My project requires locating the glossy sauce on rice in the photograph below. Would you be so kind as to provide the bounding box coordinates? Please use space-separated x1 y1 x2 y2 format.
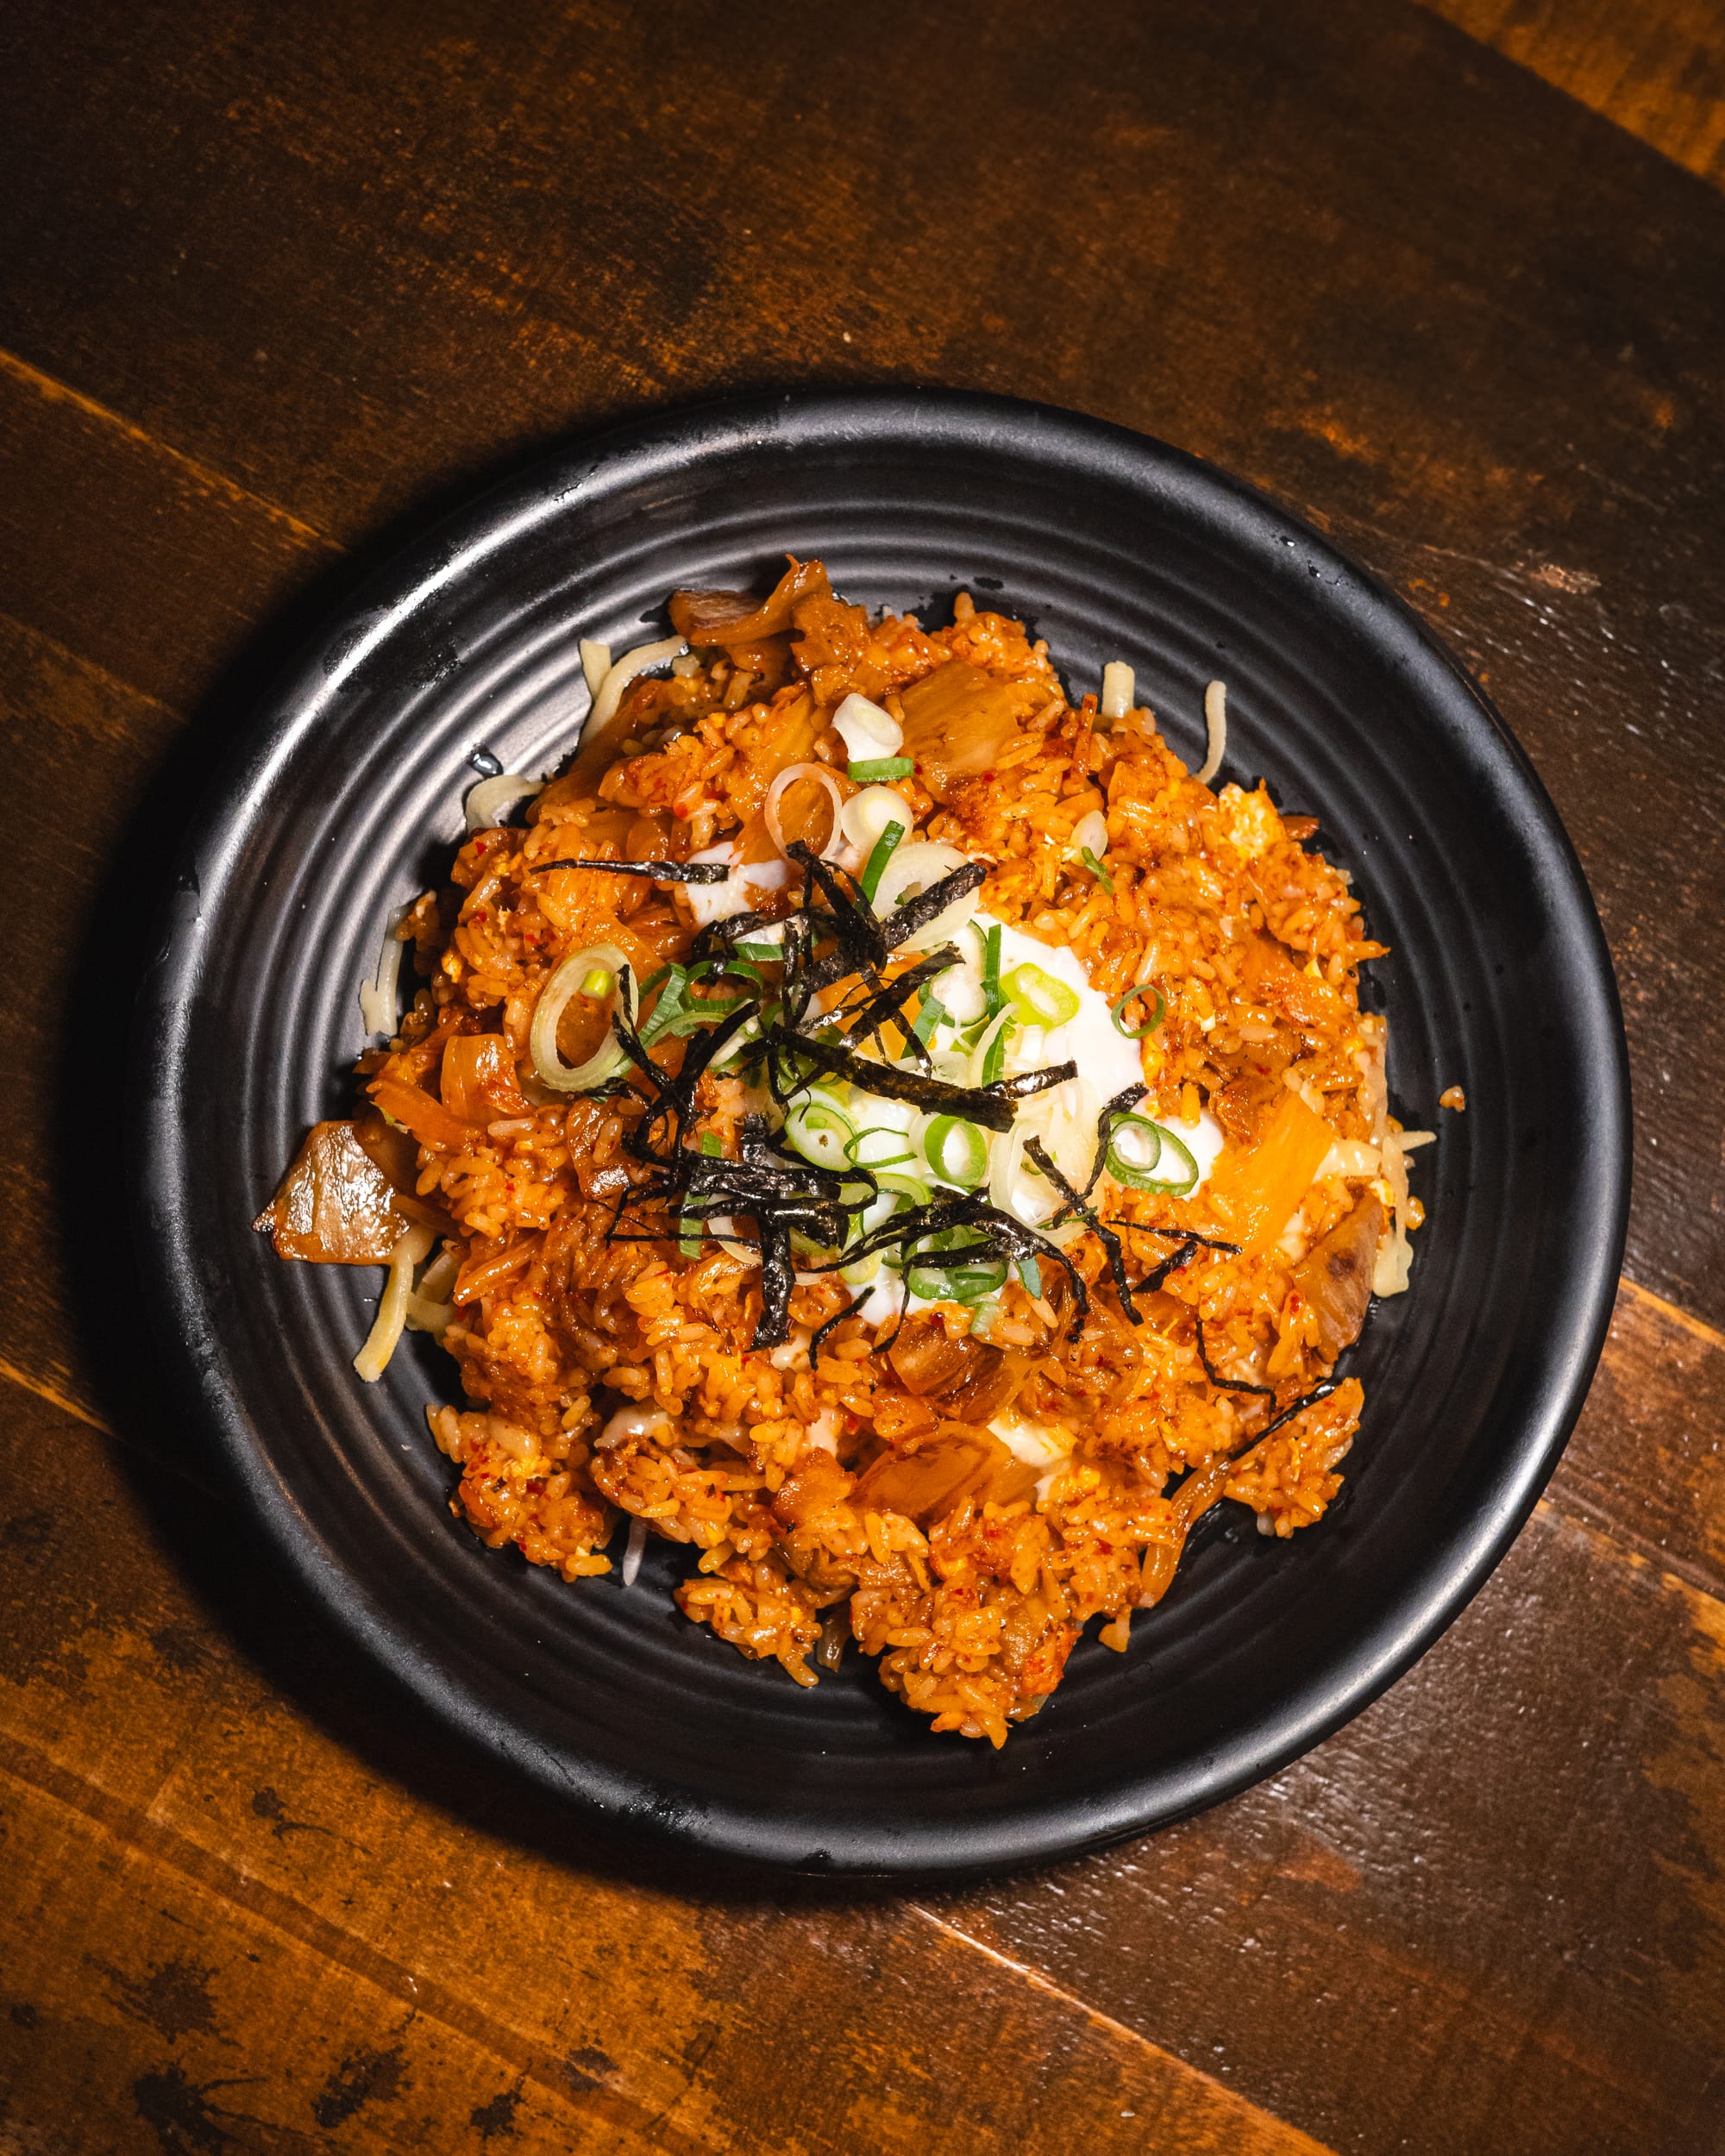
258 559 1430 1746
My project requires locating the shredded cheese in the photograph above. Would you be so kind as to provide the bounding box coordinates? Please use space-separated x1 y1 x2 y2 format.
354 1223 435 1382
1195 679 1227 786
588 635 687 736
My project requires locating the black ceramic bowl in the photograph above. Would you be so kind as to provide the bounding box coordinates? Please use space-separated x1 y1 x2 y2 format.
133 390 1628 1875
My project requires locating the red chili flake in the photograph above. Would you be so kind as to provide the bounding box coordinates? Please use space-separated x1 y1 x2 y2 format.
525 1477 546 1495
673 801 690 820
472 908 488 922
473 838 487 855
505 1182 516 1194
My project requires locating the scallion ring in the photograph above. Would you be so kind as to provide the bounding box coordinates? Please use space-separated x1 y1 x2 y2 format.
861 818 906 904
923 1113 989 1190
1102 1113 1164 1190
1111 983 1165 1038
1143 1124 1199 1194
783 1098 856 1170
847 1126 915 1169
530 941 637 1092
847 756 914 782
906 1235 1007 1304
1003 961 1081 1029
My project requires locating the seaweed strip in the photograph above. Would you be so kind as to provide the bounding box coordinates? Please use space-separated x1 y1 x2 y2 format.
771 1028 1052 1131
1195 1315 1276 1396
809 1295 861 1361
837 943 963 1071
1025 1136 1141 1324
1227 1376 1345 1462
878 859 988 951
532 857 731 882
1081 1081 1151 1200
796 1188 1089 1340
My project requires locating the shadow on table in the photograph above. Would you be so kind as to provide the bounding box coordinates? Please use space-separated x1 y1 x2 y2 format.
53 382 986 1910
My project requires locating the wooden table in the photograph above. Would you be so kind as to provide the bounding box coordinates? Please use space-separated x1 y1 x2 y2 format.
3 4 1722 2149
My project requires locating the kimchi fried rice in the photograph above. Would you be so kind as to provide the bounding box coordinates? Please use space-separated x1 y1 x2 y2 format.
257 557 1437 1746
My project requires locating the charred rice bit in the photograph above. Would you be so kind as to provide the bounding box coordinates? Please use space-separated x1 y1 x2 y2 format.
300 557 1415 1743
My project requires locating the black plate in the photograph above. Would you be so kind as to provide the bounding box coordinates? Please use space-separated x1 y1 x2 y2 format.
133 390 1628 1875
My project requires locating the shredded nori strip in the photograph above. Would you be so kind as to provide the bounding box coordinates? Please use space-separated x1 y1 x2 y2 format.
795 1188 1089 1340
1025 1137 1141 1324
612 1113 878 1348
610 984 762 1165
1138 1233 1201 1294
1228 1376 1345 1462
809 1295 862 1361
786 842 888 980
1081 1081 1151 1199
531 857 731 883
767 1025 1074 1131
877 858 988 952
1194 1315 1276 1396
687 909 781 967
837 943 963 1070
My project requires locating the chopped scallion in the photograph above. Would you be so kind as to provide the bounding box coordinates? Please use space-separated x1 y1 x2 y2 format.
1110 983 1165 1038
1079 845 1114 893
1003 962 1081 1029
923 1114 989 1190
861 818 906 904
847 756 914 782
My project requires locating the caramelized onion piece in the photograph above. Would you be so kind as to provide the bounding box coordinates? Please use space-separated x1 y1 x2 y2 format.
254 1120 411 1264
1292 1193 1383 1361
351 1111 455 1236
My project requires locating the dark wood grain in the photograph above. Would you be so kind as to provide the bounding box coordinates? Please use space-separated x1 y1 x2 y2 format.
1421 0 1725 184
1 1 1723 2150
0 1389 1328 2156
3 1307 1724 2154
0 0 1720 1318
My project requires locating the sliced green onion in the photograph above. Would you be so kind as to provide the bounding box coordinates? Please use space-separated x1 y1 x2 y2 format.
910 988 950 1050
733 940 784 962
906 1235 1007 1303
982 1010 1015 1085
580 965 614 998
860 818 906 903
530 941 637 1093
923 1114 989 1190
1111 983 1165 1038
699 1131 722 1156
784 1099 856 1169
1016 1256 1044 1298
1079 846 1114 893
847 1126 915 1169
875 1171 933 1208
1103 1116 1199 1195
982 922 1003 1018
848 756 914 782
1103 1113 1164 1190
1003 962 1081 1029
1143 1124 1199 1194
